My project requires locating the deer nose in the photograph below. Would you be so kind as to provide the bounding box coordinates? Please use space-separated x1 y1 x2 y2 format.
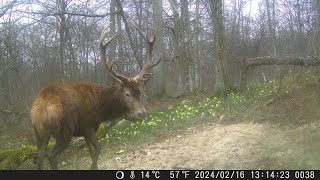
136 108 146 118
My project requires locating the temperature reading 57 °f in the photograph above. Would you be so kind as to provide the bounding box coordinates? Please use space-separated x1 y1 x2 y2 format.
170 171 190 179
141 171 160 179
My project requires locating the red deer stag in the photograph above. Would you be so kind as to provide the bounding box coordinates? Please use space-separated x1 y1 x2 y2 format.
30 23 160 170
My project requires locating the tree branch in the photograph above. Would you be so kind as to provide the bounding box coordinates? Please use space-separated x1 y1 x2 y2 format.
0 0 18 18
0 108 29 116
17 10 120 18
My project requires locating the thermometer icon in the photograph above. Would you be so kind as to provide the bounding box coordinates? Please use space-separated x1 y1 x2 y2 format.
130 170 135 179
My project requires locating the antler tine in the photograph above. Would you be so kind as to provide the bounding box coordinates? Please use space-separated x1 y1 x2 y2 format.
134 58 161 81
99 23 129 83
100 34 117 67
132 23 147 42
149 57 161 69
133 33 161 83
99 23 110 44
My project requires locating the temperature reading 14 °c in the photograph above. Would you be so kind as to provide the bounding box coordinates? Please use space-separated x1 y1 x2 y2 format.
141 170 161 179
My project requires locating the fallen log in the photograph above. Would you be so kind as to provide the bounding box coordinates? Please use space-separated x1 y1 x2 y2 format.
245 56 320 67
240 56 320 90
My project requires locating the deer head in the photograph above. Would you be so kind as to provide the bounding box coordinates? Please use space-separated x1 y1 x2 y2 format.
99 23 160 119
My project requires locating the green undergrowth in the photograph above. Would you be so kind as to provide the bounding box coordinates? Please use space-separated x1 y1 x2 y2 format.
97 75 286 148
96 71 319 150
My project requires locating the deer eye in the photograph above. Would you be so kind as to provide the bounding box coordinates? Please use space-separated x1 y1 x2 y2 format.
125 92 130 97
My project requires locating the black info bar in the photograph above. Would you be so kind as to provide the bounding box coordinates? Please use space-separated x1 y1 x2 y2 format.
0 170 318 180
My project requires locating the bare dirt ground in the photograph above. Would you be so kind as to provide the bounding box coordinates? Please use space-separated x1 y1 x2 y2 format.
99 119 316 170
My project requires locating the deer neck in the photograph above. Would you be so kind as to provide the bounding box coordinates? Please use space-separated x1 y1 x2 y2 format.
100 86 129 120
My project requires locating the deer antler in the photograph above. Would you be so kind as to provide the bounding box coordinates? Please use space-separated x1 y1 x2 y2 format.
100 22 160 84
99 23 129 83
132 24 161 82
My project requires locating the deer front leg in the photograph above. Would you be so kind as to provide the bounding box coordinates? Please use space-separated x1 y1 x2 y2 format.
84 129 100 170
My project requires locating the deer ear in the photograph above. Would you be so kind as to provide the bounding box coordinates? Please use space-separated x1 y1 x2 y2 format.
107 75 124 86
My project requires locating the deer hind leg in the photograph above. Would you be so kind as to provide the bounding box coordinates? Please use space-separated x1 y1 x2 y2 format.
47 134 72 170
35 130 50 170
84 129 100 170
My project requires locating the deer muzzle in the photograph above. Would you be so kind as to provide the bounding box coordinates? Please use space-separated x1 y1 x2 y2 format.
135 107 146 119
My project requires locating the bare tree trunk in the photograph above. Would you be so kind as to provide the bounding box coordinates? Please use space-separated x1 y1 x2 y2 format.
110 0 116 65
57 0 66 82
315 0 320 56
115 0 142 69
209 0 231 95
151 0 165 96
169 0 183 96
266 0 277 57
65 26 78 80
194 0 200 90
316 0 320 104
181 0 193 92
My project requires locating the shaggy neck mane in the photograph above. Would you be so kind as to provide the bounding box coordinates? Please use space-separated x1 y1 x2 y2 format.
99 85 129 120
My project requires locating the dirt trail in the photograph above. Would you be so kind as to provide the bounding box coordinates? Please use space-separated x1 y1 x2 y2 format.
100 121 303 170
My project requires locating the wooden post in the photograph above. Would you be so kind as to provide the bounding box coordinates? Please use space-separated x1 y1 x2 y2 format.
240 59 247 91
